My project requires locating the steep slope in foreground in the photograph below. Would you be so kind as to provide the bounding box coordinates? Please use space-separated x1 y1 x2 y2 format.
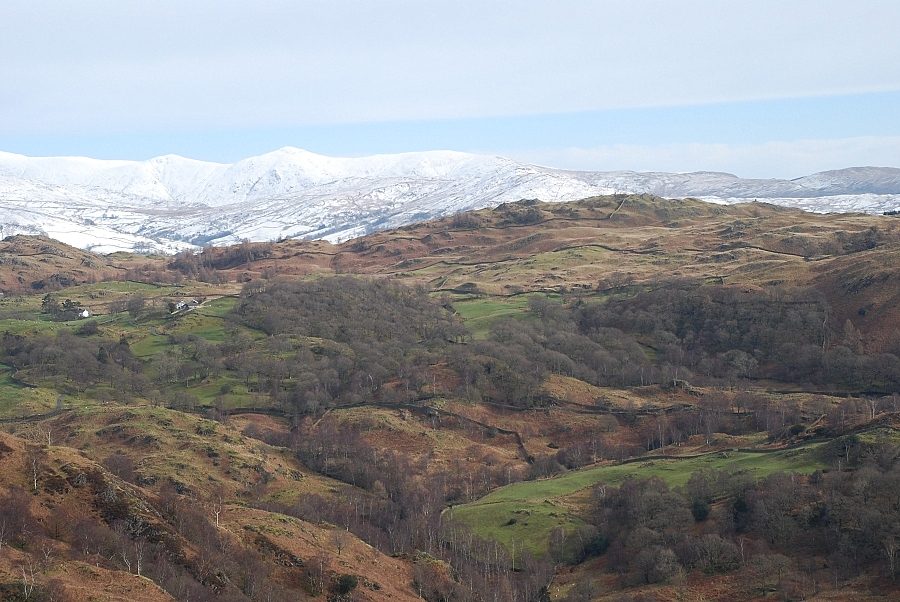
0 409 421 602
1 148 898 252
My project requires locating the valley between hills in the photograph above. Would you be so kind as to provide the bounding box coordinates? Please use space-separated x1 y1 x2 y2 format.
0 194 898 601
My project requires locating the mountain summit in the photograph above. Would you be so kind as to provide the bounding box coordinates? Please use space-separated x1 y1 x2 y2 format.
1 148 898 253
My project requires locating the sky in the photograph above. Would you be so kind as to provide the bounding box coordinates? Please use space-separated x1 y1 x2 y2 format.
2 0 899 178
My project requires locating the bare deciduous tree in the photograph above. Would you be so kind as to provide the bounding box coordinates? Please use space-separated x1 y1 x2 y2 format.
134 539 146 577
884 536 898 581
0 515 8 551
25 447 45 493
332 528 349 556
21 561 37 599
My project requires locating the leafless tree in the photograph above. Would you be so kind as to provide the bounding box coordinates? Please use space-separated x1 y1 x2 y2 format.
864 396 880 421
0 515 8 551
134 539 147 577
21 561 37 599
303 554 328 595
26 447 44 493
884 536 898 581
332 528 349 556
41 542 53 563
204 485 227 529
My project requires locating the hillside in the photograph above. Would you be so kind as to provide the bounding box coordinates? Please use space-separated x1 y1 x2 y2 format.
195 194 900 354
1 148 898 252
0 195 898 601
0 235 130 293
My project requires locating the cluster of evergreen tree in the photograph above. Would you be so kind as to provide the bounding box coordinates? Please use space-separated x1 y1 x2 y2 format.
40 293 87 321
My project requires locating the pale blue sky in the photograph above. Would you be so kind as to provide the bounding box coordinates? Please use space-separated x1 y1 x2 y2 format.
2 0 899 178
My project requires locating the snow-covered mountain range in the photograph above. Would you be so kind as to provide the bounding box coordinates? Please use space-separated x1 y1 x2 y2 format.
1 147 898 253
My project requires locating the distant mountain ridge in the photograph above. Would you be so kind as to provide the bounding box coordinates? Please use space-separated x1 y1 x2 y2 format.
1 147 898 253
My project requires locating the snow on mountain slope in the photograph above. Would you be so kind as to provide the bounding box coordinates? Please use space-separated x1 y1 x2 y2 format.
1 148 898 253
793 167 900 195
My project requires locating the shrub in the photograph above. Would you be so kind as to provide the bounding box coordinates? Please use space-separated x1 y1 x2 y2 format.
334 573 358 595
691 498 710 522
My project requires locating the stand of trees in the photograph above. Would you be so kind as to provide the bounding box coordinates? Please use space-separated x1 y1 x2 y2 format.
1 330 145 394
169 241 274 282
230 277 466 409
578 440 900 597
40 294 87 321
470 283 900 394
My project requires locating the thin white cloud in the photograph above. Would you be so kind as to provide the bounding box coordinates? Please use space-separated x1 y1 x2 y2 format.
1 1 899 134
506 136 900 179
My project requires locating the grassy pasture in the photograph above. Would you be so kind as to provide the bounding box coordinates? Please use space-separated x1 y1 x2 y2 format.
0 363 60 418
452 293 559 338
451 443 826 558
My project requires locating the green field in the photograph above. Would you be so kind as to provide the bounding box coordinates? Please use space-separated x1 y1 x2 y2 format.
0 317 74 336
127 297 244 356
0 363 60 418
62 280 175 295
178 377 258 407
168 309 229 342
452 293 558 338
451 444 826 558
195 296 238 318
0 364 22 416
